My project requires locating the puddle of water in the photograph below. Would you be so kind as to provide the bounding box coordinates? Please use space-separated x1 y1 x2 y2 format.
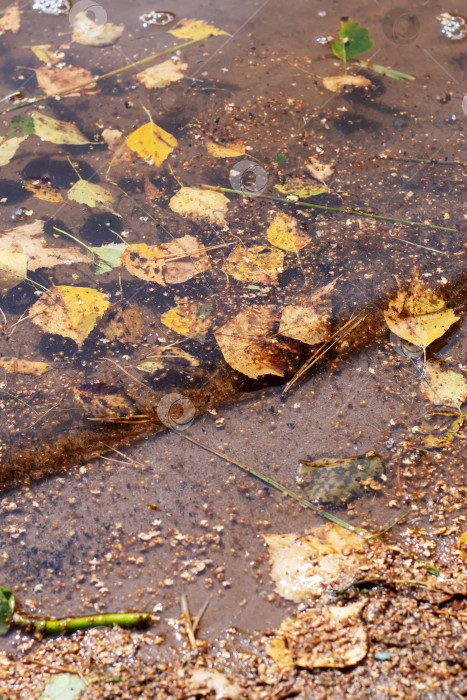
0 0 465 661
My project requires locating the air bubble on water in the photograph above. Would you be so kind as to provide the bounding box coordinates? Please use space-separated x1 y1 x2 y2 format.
438 12 467 41
316 35 330 45
32 0 70 15
139 11 176 28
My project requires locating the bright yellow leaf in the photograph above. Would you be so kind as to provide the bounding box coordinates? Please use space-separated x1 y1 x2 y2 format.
160 302 211 339
30 44 60 64
205 139 246 158
223 244 284 285
266 211 311 252
29 286 110 348
458 532 467 563
126 122 177 167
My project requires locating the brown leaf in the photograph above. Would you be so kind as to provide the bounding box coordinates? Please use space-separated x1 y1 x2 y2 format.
0 357 53 376
36 65 99 97
223 244 284 285
322 75 371 92
0 220 88 271
279 280 336 344
121 236 211 286
101 302 145 343
73 382 139 419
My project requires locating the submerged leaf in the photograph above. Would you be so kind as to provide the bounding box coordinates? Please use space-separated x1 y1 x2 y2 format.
0 249 27 291
275 179 327 198
39 673 86 700
0 136 27 167
0 4 21 34
68 179 115 209
126 122 177 167
29 286 110 348
266 212 311 252
137 59 188 88
101 302 144 343
161 302 212 340
331 18 374 61
223 244 284 285
0 357 53 376
279 280 336 345
22 177 63 202
137 347 199 374
0 220 88 271
88 243 126 274
0 587 15 636
6 116 34 139
169 187 229 225
121 236 210 285
71 12 125 46
31 112 89 145
205 139 246 158
36 65 99 97
169 18 229 40
421 363 467 409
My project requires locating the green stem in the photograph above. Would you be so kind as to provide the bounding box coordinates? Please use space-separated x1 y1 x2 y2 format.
2 37 206 114
53 226 96 257
202 185 457 234
13 611 151 634
376 155 467 167
178 433 370 536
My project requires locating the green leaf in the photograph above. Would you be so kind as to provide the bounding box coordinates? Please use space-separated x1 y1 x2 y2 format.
32 112 90 145
88 243 126 274
361 61 415 82
0 587 15 635
6 116 35 139
68 179 115 208
331 18 374 61
39 673 86 700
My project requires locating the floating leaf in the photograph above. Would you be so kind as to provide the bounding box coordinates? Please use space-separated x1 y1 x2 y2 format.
121 236 211 285
36 65 99 97
0 357 53 376
22 177 63 202
279 280 336 345
297 452 384 505
39 673 86 700
169 187 229 225
322 74 371 92
0 587 15 636
205 139 246 158
223 244 284 285
0 220 88 271
0 136 27 167
169 18 229 40
384 273 459 349
88 243 126 274
161 302 212 340
0 249 27 291
68 179 115 209
0 4 21 34
71 12 125 46
267 600 368 669
31 112 89 145
6 116 34 139
29 286 110 348
126 122 177 167
214 306 293 379
137 59 188 88
101 302 144 343
266 212 311 252
275 179 327 198
331 18 374 61
30 44 60 64
263 524 369 602
421 363 467 409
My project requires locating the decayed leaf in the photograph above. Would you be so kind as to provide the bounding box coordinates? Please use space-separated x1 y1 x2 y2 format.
39 672 86 700
279 280 336 344
305 156 334 183
0 136 27 167
169 18 229 40
268 600 368 669
384 273 459 349
31 112 89 145
73 382 139 419
205 139 246 158
187 669 243 700
89 243 126 274
223 244 284 285
0 357 53 376
102 128 136 165
137 347 199 374
67 179 115 209
161 302 212 339
6 115 34 139
0 4 21 34
266 211 311 252
275 179 328 198
214 306 291 379
169 187 228 225
29 286 110 348
121 236 211 285
101 302 144 343
0 250 27 291
136 59 188 88
0 220 88 271
22 177 63 202
126 122 177 167
297 452 384 505
30 44 61 64
36 65 99 97
421 363 467 409
322 75 371 92
263 523 369 602
71 12 125 46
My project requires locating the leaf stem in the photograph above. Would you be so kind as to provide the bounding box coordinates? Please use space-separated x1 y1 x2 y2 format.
13 611 151 634
202 185 458 234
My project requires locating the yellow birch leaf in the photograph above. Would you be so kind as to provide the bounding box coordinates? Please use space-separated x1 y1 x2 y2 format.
126 122 177 167
0 249 27 291
169 18 229 40
0 357 52 376
0 136 27 167
121 235 210 285
29 286 110 348
384 274 459 348
32 112 89 145
30 44 60 64
36 65 99 97
22 177 63 202
275 179 328 198
266 211 311 252
169 187 228 224
136 59 188 89
161 302 212 339
0 4 21 34
421 363 467 409
223 244 284 285
205 139 246 158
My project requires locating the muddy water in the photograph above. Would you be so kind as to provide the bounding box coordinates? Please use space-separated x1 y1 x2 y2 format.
0 0 465 655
